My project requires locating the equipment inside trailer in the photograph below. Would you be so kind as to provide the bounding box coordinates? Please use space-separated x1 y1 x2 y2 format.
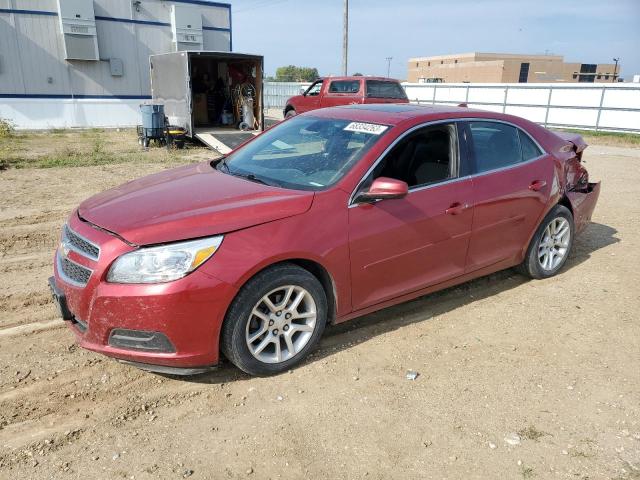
190 55 263 153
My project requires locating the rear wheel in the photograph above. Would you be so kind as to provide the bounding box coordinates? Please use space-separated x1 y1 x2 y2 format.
285 108 296 118
517 204 574 279
221 264 327 376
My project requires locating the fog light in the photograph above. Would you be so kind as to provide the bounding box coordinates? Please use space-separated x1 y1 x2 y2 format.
108 329 175 353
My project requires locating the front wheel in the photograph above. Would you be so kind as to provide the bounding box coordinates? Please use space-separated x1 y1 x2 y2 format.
221 264 327 376
285 108 296 118
517 204 574 279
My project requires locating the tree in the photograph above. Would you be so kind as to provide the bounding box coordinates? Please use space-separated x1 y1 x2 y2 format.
275 65 319 82
352 72 363 76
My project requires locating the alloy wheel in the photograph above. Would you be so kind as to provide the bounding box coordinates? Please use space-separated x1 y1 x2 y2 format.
245 285 317 364
538 217 571 271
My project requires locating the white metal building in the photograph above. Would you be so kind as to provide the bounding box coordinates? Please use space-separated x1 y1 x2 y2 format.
0 0 232 128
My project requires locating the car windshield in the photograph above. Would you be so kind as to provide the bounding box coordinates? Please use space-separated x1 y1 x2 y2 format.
217 116 389 191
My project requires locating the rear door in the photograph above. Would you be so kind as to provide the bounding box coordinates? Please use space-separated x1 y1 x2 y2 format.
463 120 554 272
320 79 363 108
150 52 191 135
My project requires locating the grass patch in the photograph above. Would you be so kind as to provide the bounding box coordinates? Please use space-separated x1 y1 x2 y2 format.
520 465 534 479
517 425 548 442
0 118 15 138
0 128 209 170
553 128 640 147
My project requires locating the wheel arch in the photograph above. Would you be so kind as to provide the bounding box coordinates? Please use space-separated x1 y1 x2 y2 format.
518 189 574 263
227 257 338 326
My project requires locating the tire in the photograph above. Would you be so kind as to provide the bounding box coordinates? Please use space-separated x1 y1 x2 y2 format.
142 138 149 148
285 108 296 118
516 204 574 279
221 263 327 376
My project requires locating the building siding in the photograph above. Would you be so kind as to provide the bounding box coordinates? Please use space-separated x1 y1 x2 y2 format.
0 0 231 98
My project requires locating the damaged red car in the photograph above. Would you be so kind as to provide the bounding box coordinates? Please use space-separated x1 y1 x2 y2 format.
49 104 600 376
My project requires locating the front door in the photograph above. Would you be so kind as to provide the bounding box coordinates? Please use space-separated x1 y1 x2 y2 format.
298 80 323 113
348 122 474 310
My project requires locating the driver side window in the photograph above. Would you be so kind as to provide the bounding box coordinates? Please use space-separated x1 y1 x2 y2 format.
306 81 323 97
369 123 458 190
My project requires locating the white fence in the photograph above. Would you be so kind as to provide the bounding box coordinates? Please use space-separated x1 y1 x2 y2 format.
264 82 311 111
2 82 639 132
264 81 640 133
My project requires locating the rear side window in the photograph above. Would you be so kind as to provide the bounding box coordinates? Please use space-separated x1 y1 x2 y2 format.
469 121 523 173
328 80 360 94
365 80 407 99
519 130 543 160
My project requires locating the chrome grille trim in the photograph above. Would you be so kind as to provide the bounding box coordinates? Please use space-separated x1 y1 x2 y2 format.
56 251 93 287
63 224 100 261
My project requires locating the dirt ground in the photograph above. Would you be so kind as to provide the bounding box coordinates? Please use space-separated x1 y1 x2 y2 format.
0 132 639 479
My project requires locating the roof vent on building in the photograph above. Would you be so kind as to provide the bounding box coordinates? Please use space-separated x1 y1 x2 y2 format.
171 5 203 52
56 0 100 61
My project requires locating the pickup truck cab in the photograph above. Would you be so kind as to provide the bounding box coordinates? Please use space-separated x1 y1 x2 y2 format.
283 76 409 118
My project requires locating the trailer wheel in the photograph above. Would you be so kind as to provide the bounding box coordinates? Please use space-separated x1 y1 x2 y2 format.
142 138 149 148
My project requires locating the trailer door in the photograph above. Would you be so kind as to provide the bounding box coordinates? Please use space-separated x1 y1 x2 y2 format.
150 52 192 135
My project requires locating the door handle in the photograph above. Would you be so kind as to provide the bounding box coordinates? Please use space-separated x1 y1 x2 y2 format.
528 180 547 191
445 202 468 215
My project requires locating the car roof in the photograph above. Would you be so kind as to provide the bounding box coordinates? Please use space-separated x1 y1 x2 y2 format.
306 103 491 126
318 76 400 82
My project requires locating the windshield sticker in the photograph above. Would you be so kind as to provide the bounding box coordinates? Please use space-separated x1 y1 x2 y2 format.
343 122 388 135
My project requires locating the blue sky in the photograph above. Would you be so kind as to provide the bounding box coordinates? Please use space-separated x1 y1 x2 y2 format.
229 0 640 80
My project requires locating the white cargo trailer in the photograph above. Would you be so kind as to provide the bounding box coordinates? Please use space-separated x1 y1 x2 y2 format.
150 51 264 153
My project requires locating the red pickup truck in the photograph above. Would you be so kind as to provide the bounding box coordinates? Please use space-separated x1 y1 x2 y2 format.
283 76 409 118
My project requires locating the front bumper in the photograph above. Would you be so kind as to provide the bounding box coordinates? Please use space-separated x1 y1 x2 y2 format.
52 214 238 370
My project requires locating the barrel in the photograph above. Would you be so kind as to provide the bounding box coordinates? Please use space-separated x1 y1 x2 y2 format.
140 103 165 139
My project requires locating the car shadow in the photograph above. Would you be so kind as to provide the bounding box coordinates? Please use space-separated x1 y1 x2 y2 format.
175 222 619 384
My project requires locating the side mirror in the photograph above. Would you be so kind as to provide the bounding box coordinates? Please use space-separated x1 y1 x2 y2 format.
356 177 408 203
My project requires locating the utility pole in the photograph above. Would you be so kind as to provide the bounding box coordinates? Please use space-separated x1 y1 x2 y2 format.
612 57 619 83
342 0 348 76
385 57 393 78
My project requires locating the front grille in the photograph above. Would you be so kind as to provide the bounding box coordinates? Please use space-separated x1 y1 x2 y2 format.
58 254 92 286
63 225 100 260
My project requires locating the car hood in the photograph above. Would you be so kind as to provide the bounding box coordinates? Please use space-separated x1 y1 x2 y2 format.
78 162 314 245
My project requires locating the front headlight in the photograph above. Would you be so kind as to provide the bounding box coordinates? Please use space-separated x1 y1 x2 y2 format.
107 236 223 284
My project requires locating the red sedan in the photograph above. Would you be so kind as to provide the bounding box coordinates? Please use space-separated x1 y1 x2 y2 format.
49 104 600 376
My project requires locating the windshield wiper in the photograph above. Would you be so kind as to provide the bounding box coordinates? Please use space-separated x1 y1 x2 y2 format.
235 173 272 186
213 156 272 186
213 156 230 172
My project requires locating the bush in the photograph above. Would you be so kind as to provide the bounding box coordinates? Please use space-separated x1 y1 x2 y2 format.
0 118 15 138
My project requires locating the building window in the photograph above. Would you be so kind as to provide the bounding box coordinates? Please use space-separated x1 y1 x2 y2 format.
597 74 601 79
518 62 530 83
604 74 609 80
578 64 597 83
572 73 578 79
